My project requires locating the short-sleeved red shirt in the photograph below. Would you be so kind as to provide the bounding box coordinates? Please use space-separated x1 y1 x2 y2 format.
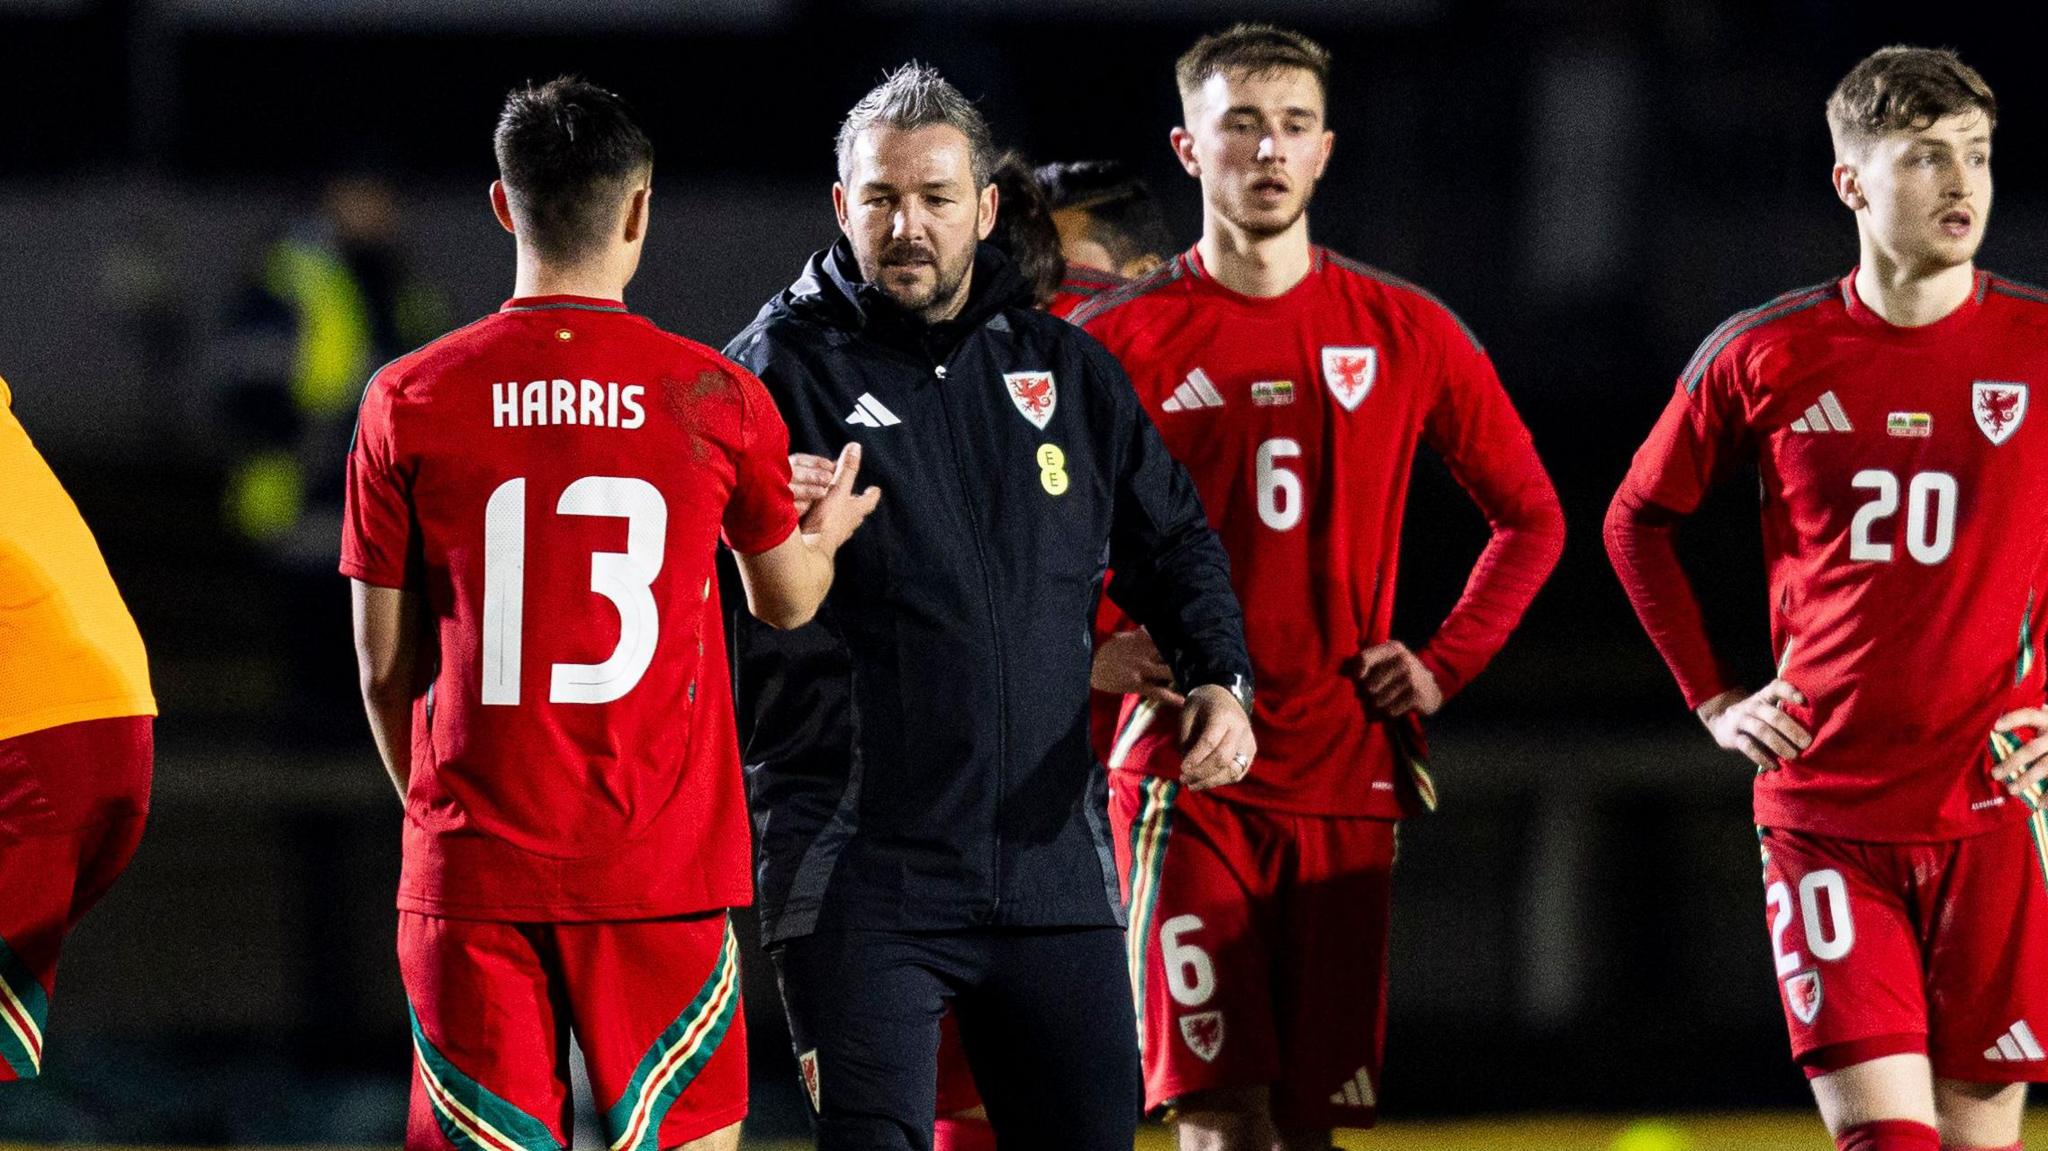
1610 271 2048 841
341 295 799 920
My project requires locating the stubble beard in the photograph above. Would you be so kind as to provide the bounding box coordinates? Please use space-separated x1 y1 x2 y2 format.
897 257 973 323
1220 180 1315 241
868 244 974 323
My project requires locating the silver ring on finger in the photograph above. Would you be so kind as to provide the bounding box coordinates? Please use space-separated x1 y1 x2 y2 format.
1233 752 1250 768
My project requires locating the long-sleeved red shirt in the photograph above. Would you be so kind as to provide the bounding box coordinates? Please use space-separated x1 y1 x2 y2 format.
1079 246 1565 817
1607 270 2048 841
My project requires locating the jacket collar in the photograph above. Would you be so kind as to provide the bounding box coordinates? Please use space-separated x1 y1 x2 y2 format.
782 238 1031 353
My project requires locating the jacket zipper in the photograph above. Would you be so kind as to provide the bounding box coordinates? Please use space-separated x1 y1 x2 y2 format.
928 352 1009 918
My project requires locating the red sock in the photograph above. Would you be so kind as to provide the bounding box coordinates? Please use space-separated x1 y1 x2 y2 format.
933 1115 997 1151
1837 1120 1941 1151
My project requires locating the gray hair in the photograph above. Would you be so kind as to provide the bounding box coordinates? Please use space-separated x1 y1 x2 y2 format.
835 63 996 188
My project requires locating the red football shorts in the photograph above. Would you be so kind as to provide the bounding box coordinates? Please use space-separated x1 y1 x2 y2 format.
934 1005 983 1115
400 910 747 1150
0 715 152 1082
1110 772 1395 1130
1759 818 2048 1081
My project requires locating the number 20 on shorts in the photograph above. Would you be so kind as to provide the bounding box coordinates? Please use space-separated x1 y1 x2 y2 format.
1767 867 1856 976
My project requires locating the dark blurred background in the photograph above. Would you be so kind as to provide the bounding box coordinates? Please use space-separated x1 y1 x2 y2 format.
2 0 2042 1142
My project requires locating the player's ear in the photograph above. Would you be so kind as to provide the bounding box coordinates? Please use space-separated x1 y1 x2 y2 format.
1314 129 1335 180
489 180 517 235
832 182 851 238
1170 127 1201 178
622 183 650 245
977 180 999 241
1832 161 1865 212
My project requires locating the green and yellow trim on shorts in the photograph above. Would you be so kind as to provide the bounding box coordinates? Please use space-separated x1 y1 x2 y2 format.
1123 777 1180 1054
604 916 742 1151
0 933 49 1080
409 1006 565 1151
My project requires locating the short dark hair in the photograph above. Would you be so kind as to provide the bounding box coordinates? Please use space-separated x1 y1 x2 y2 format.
1035 160 1177 268
837 63 997 188
1176 24 1331 105
1827 46 1996 158
987 152 1065 308
494 77 654 263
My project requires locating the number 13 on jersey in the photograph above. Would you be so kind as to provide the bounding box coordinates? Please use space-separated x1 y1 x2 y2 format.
481 475 668 706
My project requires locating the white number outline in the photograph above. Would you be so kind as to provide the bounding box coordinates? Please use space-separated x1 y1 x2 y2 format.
1766 880 1802 977
1255 437 1303 532
1848 469 1897 563
1160 914 1217 1007
481 475 668 706
1849 469 1956 566
1799 868 1856 962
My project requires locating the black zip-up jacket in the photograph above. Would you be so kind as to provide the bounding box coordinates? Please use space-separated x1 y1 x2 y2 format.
723 240 1251 943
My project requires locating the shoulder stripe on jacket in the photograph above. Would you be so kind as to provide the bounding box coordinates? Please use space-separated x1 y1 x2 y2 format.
1065 255 1189 327
1322 250 1486 353
1679 283 1832 395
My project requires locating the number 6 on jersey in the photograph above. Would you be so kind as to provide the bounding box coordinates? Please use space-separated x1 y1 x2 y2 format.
482 475 667 706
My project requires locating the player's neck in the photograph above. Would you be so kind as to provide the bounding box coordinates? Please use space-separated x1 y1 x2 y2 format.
512 249 628 304
1198 216 1313 299
1852 249 1975 328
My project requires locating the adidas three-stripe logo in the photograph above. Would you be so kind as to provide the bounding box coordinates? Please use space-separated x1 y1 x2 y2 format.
1789 391 1853 434
846 393 901 427
1328 1066 1377 1108
1162 369 1225 412
1984 1020 2045 1062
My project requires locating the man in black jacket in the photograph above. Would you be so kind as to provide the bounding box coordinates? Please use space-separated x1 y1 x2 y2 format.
724 64 1255 1151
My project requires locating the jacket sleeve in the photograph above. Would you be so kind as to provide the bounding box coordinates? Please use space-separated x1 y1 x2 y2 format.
1086 338 1254 698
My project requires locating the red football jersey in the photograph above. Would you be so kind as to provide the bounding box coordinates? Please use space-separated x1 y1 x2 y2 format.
1079 248 1563 817
1608 270 2048 841
1050 265 1127 321
340 295 799 919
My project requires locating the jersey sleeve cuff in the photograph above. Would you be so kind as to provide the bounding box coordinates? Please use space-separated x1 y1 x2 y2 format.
338 556 408 588
722 513 800 557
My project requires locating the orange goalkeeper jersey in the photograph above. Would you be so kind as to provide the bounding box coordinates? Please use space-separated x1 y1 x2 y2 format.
0 373 154 741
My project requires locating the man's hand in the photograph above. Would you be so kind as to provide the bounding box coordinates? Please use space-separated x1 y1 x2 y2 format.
1177 683 1256 791
801 443 882 550
1355 641 1443 718
789 452 836 518
1993 707 2048 805
1697 680 1811 771
1091 630 1184 707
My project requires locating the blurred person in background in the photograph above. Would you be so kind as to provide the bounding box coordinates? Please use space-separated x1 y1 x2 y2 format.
218 170 448 746
724 62 1254 1151
1075 24 1563 1151
0 372 155 1082
1037 159 1178 318
985 150 1066 310
343 77 874 1151
1608 46 2048 1151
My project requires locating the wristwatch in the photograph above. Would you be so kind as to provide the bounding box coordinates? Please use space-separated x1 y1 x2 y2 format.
1220 673 1254 715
